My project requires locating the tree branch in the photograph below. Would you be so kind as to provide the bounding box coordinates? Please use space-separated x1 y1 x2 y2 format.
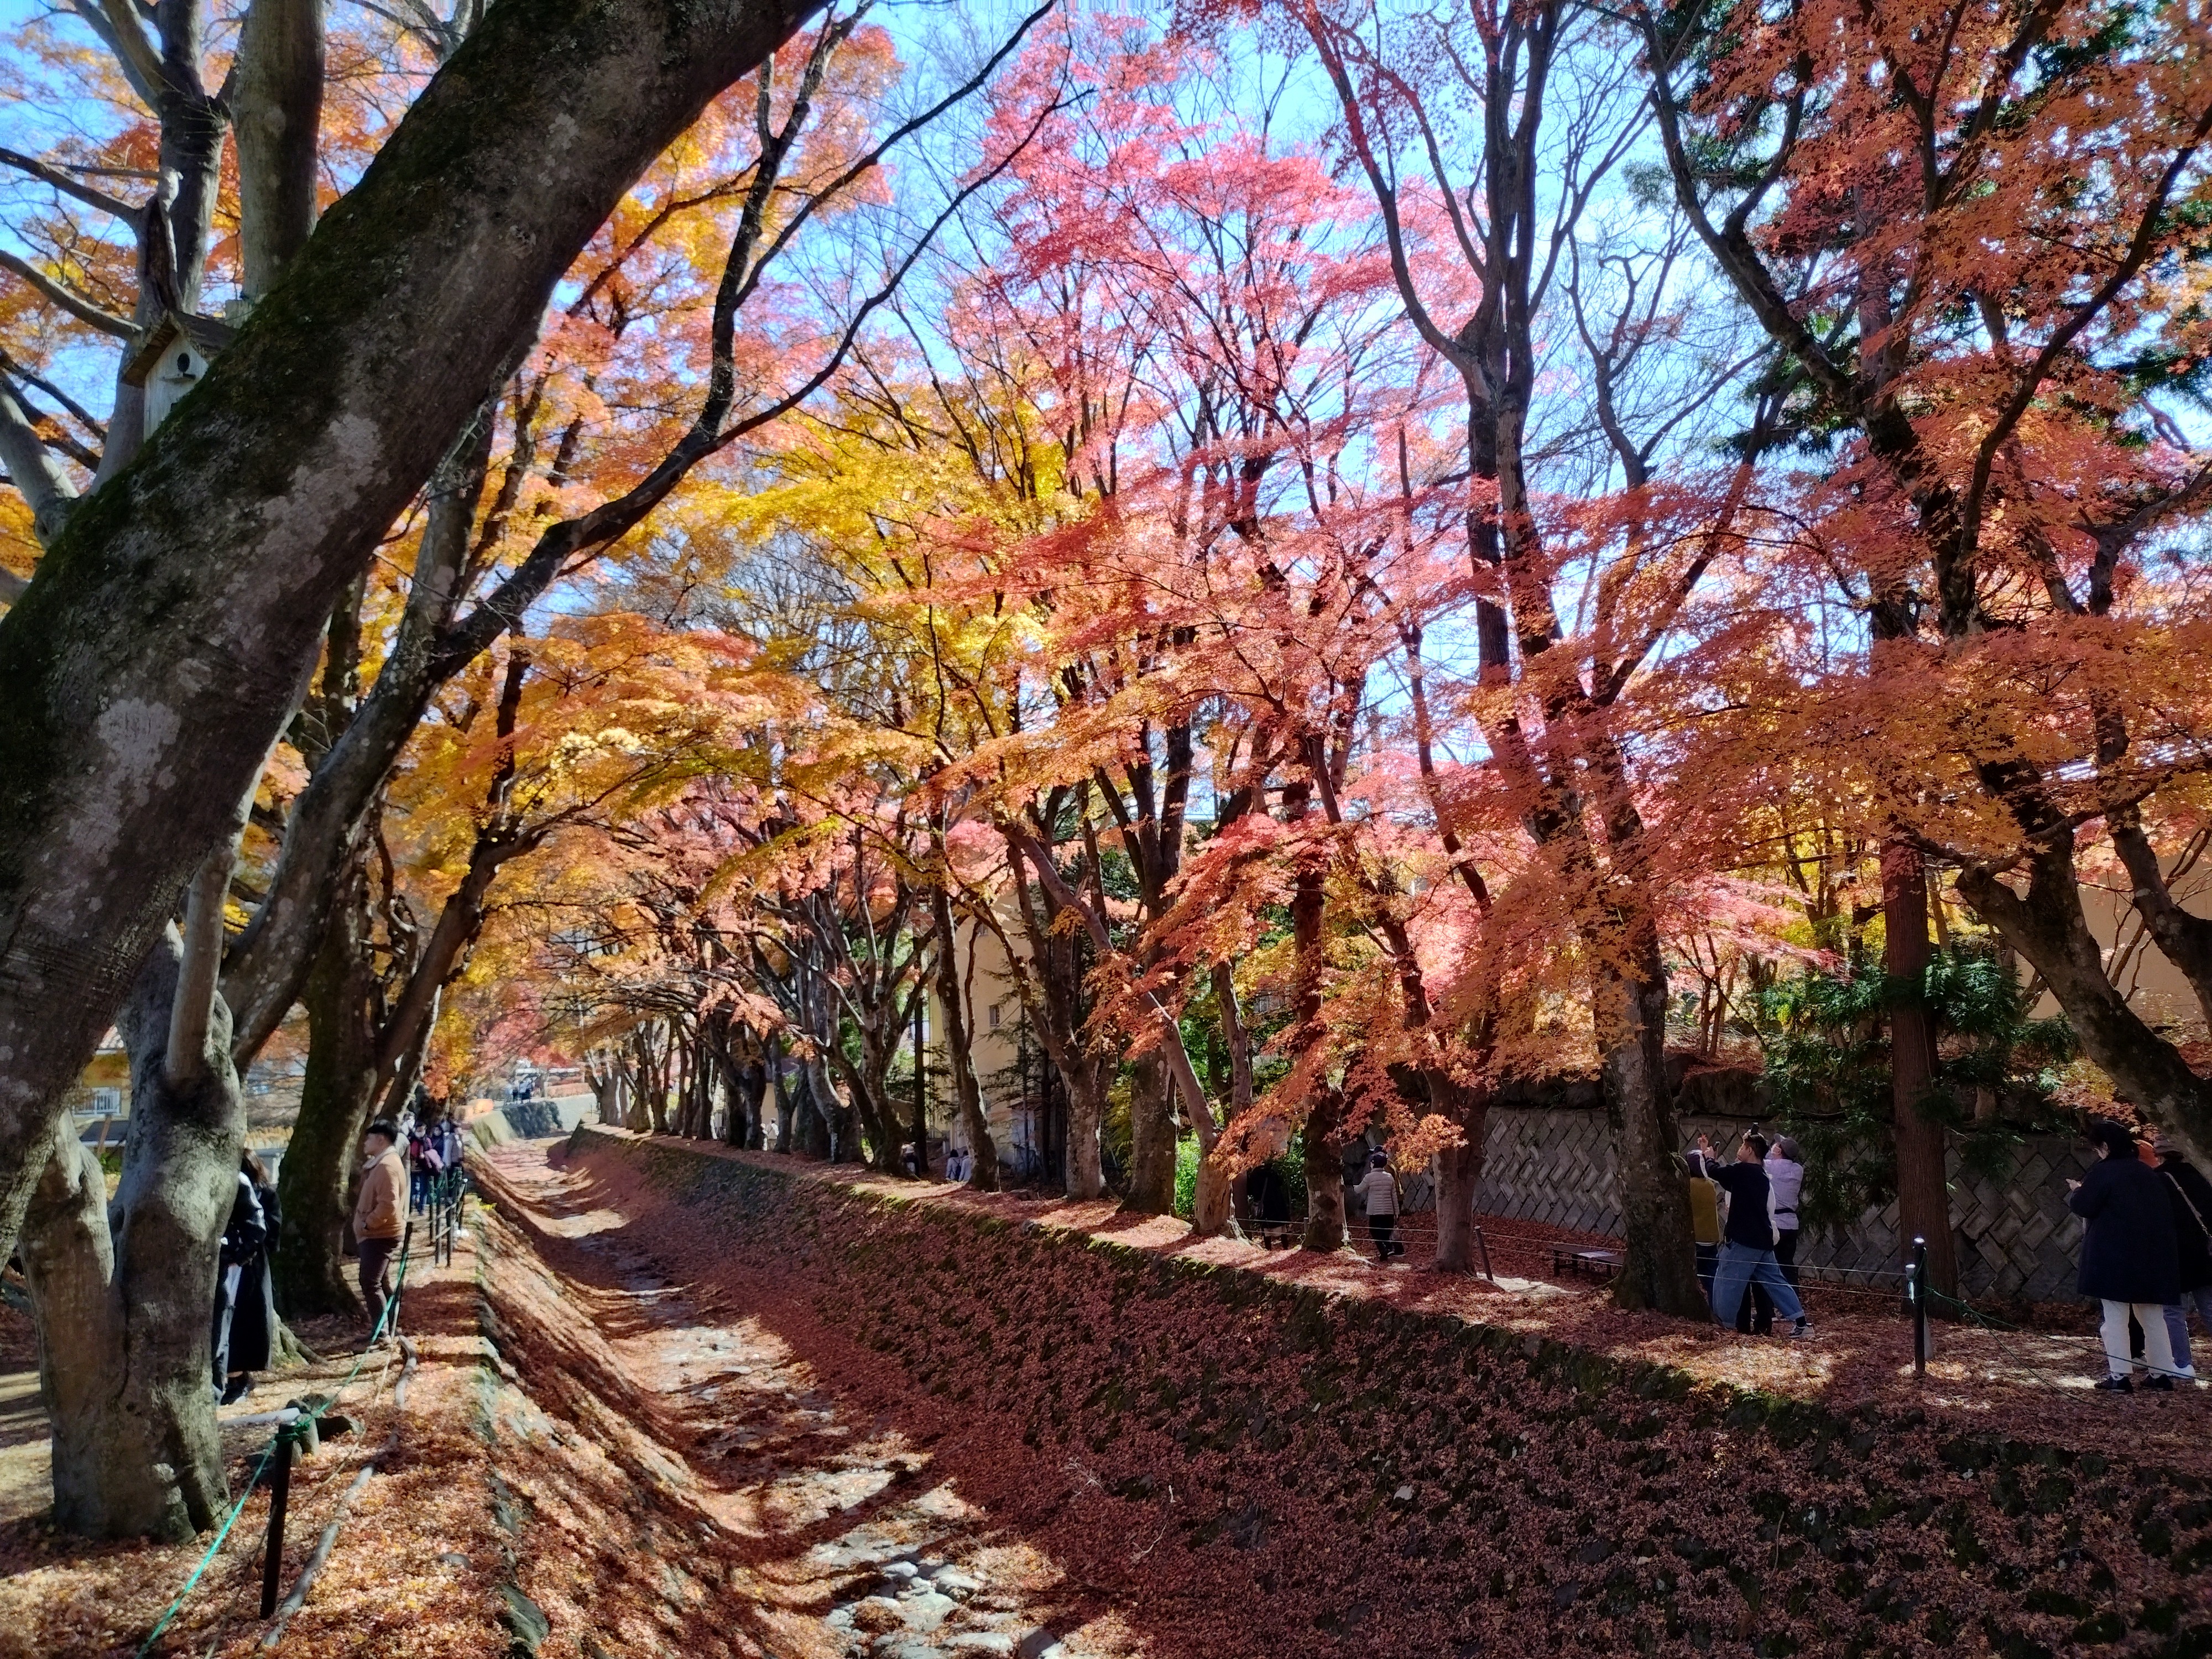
0 382 80 546
0 147 139 218
0 252 135 337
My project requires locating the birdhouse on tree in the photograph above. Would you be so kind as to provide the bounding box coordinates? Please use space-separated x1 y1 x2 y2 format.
120 311 237 440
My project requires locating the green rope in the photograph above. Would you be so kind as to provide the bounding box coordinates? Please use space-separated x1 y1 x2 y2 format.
131 1430 290 1658
132 1228 415 1657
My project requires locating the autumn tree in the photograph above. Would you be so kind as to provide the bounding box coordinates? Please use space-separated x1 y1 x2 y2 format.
0 0 1053 1536
1637 0 2212 1274
1276 0 1791 1307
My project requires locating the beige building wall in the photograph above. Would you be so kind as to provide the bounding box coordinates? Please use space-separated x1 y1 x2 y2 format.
928 912 1041 1168
2032 870 2212 1032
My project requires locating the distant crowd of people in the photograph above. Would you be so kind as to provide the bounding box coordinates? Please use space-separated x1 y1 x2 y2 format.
837 1106 2212 1387
211 1107 472 1410
405 1114 465 1213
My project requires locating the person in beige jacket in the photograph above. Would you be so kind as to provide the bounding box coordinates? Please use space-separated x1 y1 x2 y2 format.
353 1120 407 1340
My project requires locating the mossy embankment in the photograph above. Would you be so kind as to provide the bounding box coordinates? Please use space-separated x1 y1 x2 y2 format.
568 1127 2212 1659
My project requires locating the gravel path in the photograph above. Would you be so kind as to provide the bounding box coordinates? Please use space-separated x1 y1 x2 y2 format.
481 1141 1145 1659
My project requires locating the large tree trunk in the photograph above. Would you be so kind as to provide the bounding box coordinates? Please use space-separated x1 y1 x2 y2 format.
1431 1073 1489 1272
21 936 244 1540
1885 841 1960 1296
742 1041 768 1150
796 1063 833 1159
1123 1051 1176 1215
1007 838 1104 1198
1300 1089 1349 1251
1288 804 1347 1253
1593 938 1707 1317
1061 1062 1107 1201
771 1034 794 1152
910 998 928 1176
586 1051 624 1125
838 1022 902 1171
1188 1133 1234 1236
223 413 496 1063
727 1042 766 1149
274 875 382 1317
1959 833 2212 1150
0 0 824 1259
234 0 325 298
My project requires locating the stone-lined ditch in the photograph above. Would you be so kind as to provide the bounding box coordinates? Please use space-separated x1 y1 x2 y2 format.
549 1127 2212 1659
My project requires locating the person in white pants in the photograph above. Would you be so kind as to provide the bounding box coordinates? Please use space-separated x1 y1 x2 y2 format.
2069 1120 2183 1392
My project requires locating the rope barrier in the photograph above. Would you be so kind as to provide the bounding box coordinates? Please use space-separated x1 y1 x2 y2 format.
132 1224 419 1658
1925 1284 2200 1383
1334 1209 2201 1386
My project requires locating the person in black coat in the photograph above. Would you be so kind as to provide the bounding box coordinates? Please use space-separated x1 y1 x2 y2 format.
2069 1120 2182 1391
212 1151 280 1405
1245 1162 1292 1249
2153 1133 2212 1377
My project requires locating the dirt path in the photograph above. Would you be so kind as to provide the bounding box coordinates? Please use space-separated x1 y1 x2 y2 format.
473 1138 1145 1659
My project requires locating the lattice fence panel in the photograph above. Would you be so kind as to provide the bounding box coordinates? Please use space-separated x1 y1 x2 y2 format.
1473 1108 2095 1301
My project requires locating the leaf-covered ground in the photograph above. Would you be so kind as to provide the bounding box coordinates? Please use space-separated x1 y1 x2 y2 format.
7 1131 2208 1658
0 1233 508 1658
554 1129 2212 1659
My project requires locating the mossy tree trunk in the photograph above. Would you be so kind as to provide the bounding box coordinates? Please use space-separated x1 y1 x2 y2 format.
1596 938 1706 1317
20 933 244 1540
1124 1053 1176 1215
1886 841 1960 1298
0 0 825 1261
930 884 999 1191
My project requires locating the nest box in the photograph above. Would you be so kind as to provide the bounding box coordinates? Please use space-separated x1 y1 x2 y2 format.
121 310 237 439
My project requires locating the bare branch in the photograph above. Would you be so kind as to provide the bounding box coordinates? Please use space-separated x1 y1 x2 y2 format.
0 251 135 338
0 147 140 218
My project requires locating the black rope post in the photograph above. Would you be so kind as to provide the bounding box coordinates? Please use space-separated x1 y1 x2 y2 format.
259 1427 295 1618
1475 1225 1495 1284
1909 1234 1929 1378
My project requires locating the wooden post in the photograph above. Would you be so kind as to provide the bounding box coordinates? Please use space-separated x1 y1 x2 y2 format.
259 1432 293 1618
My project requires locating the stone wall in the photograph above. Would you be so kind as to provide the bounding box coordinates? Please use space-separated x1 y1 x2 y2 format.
1476 1107 2095 1301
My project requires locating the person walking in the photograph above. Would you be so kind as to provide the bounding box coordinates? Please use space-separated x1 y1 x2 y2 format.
1697 1132 1812 1339
2153 1133 2212 1379
2069 1119 2182 1391
1765 1136 1806 1288
1358 1151 1405 1261
353 1120 408 1343
211 1151 278 1404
